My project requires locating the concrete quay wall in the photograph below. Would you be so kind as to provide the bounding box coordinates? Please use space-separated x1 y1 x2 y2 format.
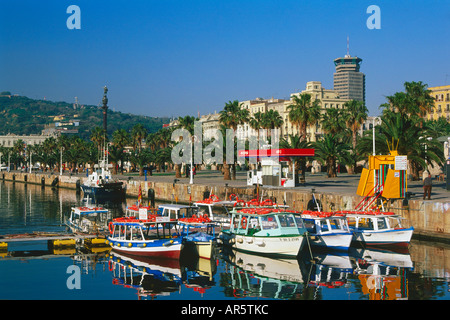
2 171 449 243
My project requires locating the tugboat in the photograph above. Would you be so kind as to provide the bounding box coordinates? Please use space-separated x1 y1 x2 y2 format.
81 144 125 200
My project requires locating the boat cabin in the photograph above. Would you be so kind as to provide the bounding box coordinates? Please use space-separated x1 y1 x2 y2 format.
230 210 306 237
67 206 110 233
300 212 350 235
158 204 200 220
125 205 159 219
109 218 179 243
345 212 406 232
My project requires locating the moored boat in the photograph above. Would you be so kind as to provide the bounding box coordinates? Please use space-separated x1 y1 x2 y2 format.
193 194 237 226
300 210 353 251
66 204 110 234
338 210 414 248
107 218 182 259
220 207 307 257
178 217 217 260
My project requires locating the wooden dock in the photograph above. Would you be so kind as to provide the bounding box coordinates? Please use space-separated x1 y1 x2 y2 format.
0 232 106 243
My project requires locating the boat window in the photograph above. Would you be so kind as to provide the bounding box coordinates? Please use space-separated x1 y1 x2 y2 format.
358 218 374 230
278 214 296 228
377 218 388 230
388 217 402 229
303 219 316 233
294 216 305 229
320 220 329 232
260 215 278 230
247 217 261 236
329 219 343 230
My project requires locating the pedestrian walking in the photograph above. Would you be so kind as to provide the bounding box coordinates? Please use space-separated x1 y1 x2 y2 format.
423 173 432 200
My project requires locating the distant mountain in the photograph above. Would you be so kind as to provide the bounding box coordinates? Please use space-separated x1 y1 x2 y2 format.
0 93 170 140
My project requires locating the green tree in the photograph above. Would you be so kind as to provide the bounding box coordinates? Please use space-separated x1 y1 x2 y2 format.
313 134 351 178
287 93 321 142
131 123 148 152
219 100 250 180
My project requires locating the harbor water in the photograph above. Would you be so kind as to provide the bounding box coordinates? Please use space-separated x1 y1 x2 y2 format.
0 181 449 301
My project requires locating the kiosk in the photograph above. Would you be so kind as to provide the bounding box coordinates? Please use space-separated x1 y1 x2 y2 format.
239 148 315 187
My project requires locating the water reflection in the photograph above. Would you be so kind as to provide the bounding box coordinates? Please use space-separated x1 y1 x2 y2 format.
107 250 217 299
0 180 449 300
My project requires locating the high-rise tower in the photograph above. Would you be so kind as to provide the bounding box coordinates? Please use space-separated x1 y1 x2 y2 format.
333 42 365 103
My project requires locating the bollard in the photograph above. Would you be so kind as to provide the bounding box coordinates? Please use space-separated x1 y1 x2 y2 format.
148 188 155 208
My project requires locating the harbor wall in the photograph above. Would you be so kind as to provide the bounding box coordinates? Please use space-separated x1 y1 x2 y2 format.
2 171 449 243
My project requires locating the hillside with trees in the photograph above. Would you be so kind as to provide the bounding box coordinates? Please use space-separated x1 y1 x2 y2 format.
0 92 170 139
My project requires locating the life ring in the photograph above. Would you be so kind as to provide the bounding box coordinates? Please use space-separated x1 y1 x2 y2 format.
261 199 273 206
241 217 248 229
247 199 260 207
229 194 238 201
209 194 219 202
108 222 114 234
203 213 210 221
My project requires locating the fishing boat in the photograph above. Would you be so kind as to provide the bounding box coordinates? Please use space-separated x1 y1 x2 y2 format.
107 217 182 259
339 210 414 248
125 204 159 219
219 207 308 257
178 217 217 260
81 145 125 200
158 204 201 220
193 194 236 226
66 203 110 234
300 210 353 251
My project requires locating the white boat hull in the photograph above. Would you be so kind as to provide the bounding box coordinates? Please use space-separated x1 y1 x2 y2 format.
352 227 413 246
107 238 182 259
309 232 353 251
221 232 304 257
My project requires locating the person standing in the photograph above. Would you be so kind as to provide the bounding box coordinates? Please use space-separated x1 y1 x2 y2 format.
423 173 432 200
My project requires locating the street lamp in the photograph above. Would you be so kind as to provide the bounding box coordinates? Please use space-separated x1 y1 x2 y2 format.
60 147 64 176
372 116 381 191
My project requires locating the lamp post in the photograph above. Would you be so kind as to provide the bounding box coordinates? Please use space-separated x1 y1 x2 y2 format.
372 117 381 191
60 147 64 176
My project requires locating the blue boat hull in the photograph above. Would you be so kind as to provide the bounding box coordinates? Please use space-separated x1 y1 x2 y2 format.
81 185 125 200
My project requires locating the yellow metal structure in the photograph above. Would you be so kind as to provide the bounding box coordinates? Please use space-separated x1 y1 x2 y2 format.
357 140 407 199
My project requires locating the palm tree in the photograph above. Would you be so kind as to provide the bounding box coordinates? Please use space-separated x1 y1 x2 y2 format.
129 149 152 176
280 134 312 185
112 129 130 173
219 100 250 180
249 111 264 141
357 110 444 180
404 81 435 118
174 115 197 178
90 126 106 154
341 100 368 174
313 134 351 178
287 93 321 142
131 124 148 152
321 107 347 136
343 100 368 150
262 109 284 138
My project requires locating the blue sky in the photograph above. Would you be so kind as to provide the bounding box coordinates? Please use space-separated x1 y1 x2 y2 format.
0 0 449 118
